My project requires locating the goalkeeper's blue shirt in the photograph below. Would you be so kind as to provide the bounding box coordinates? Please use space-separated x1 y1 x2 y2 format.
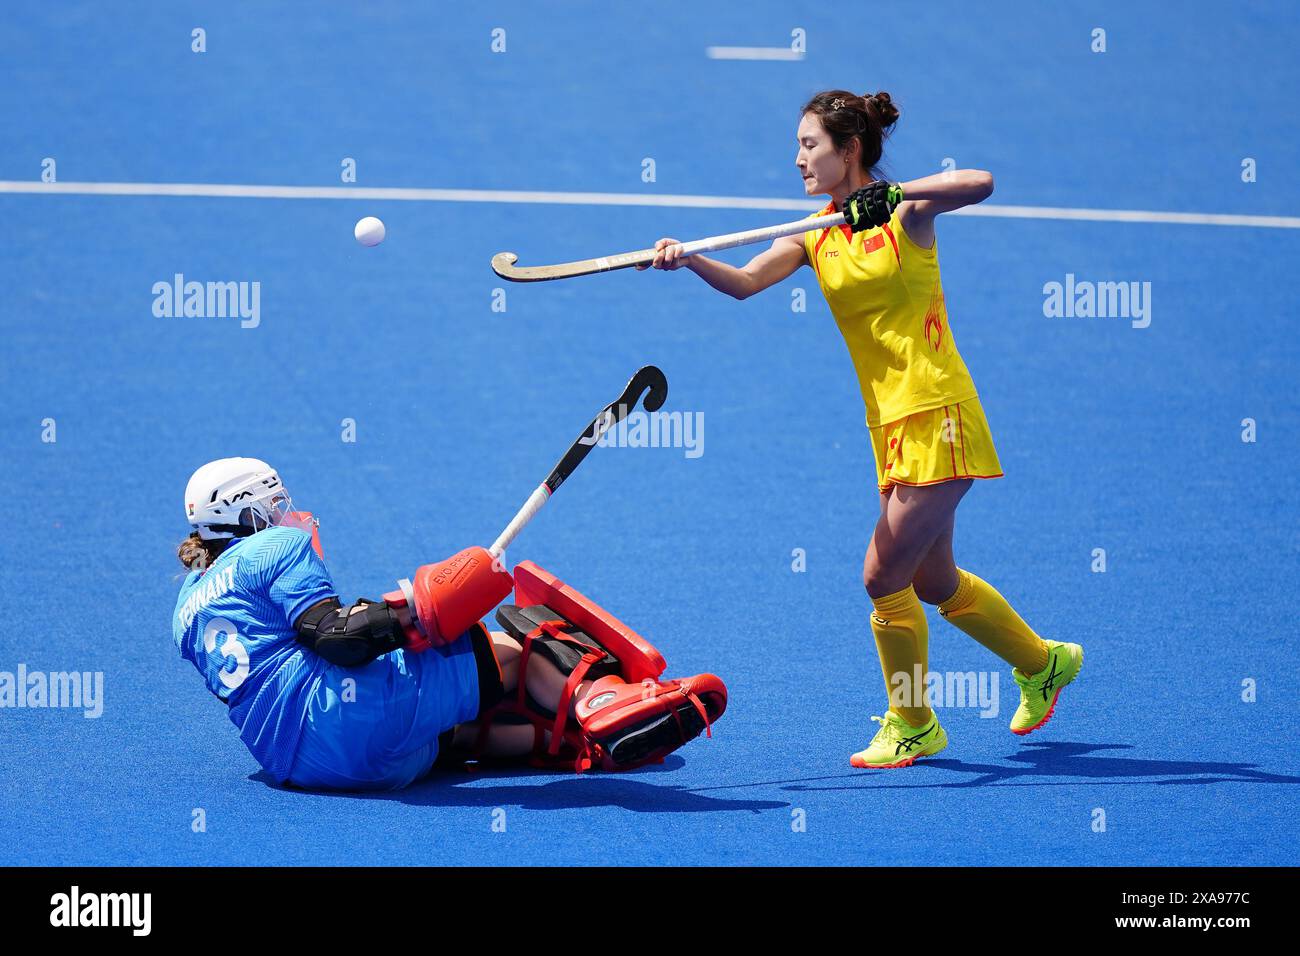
172 527 337 781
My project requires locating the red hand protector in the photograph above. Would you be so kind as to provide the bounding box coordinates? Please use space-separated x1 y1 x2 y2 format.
402 547 513 650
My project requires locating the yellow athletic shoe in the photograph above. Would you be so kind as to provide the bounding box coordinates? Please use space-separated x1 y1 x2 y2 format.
1010 640 1083 735
850 712 948 768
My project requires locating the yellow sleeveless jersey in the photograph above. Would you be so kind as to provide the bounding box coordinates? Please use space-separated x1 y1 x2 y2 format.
804 201 978 427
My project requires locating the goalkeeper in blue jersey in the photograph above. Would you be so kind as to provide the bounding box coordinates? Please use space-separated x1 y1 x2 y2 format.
173 457 727 790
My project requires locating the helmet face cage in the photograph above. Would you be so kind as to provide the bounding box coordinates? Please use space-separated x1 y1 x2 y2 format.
274 506 319 535
239 489 298 533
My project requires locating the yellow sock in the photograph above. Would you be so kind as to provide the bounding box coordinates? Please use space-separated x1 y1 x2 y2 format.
937 569 1050 675
870 586 931 727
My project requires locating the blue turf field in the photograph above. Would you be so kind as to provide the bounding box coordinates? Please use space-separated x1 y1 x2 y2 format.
2 2 1298 866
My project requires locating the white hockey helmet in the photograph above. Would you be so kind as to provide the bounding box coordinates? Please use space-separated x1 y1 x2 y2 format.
184 457 296 541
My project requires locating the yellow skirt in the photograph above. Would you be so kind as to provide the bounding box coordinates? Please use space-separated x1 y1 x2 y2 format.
869 396 1004 493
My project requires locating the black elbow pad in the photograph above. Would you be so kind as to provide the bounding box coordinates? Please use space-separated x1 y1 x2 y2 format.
296 597 405 667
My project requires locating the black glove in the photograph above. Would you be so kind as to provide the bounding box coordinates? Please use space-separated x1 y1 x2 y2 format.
843 181 904 232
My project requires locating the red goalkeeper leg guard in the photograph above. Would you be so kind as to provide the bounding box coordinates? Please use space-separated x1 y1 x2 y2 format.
463 563 728 772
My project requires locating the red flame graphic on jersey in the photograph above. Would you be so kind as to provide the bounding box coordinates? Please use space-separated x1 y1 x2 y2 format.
924 286 946 352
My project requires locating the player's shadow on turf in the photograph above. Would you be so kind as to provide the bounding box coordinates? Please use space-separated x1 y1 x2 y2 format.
764 738 1300 790
913 741 1300 789
255 757 786 814
684 742 1300 794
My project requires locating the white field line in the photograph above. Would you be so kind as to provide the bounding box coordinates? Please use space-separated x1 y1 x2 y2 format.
705 46 805 60
1 180 1298 229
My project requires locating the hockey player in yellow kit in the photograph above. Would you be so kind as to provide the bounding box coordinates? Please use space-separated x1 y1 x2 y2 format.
638 89 1083 766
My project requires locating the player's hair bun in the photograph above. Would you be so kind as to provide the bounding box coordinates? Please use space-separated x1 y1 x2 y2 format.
862 91 900 128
